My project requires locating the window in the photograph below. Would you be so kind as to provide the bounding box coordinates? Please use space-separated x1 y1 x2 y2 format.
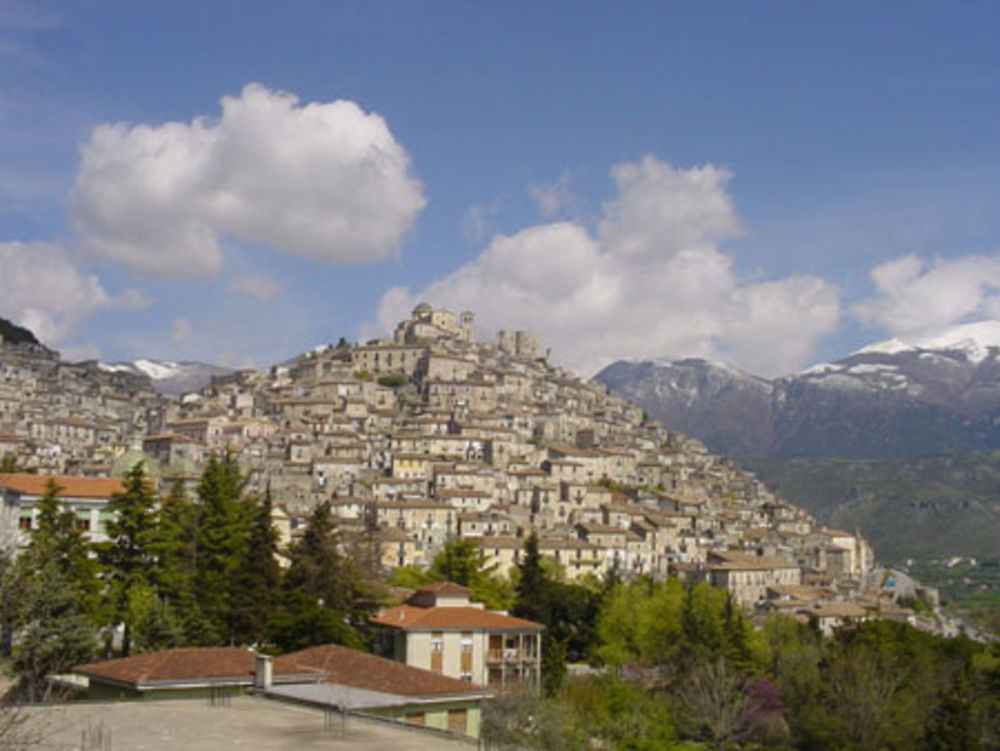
18 516 31 531
430 633 444 652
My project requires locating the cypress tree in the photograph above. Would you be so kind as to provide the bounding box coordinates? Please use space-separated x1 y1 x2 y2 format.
513 530 548 623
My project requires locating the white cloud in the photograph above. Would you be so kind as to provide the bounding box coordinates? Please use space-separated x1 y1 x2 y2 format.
0 241 112 344
853 253 1000 335
70 83 426 277
170 317 192 344
527 172 576 218
366 156 839 377
231 273 281 300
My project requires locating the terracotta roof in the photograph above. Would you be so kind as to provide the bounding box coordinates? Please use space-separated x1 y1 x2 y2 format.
372 605 543 632
414 582 470 597
708 550 800 571
0 473 124 499
275 645 488 697
75 647 318 687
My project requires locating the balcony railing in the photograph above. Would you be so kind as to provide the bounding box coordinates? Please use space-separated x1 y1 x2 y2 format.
487 647 540 662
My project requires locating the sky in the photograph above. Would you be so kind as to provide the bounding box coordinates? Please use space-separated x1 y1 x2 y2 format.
1 1 999 377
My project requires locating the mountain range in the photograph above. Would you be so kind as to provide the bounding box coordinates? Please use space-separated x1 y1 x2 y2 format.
597 320 1000 460
597 320 1000 561
98 359 232 396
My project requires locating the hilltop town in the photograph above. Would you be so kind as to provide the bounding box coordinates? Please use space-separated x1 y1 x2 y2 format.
0 305 957 634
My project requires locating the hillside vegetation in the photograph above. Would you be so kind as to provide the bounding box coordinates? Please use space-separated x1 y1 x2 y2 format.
748 452 1000 561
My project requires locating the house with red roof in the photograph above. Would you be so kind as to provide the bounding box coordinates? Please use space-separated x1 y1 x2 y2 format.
0 472 125 552
75 643 494 738
371 582 543 691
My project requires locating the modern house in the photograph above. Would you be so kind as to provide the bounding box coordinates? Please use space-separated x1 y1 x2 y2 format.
371 582 544 690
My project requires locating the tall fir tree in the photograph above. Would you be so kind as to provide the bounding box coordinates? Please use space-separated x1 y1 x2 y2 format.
276 501 368 650
229 487 282 646
513 531 548 624
193 452 251 643
100 462 157 656
148 479 197 609
513 531 566 695
25 479 100 620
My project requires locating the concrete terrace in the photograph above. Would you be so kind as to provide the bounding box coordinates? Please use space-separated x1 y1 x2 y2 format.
23 695 474 751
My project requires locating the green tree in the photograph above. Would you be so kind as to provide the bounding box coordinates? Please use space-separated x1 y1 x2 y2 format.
277 501 369 649
147 479 197 608
430 537 512 609
24 479 99 619
514 532 547 623
12 563 95 701
193 453 251 642
229 488 282 645
100 462 157 655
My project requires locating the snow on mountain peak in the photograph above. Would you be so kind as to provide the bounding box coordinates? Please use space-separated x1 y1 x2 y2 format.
132 358 182 381
852 320 1000 363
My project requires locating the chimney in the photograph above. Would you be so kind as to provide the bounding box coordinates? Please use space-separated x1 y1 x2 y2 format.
253 652 273 690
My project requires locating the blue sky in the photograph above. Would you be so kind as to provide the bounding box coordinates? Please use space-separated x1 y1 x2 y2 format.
1 1 998 375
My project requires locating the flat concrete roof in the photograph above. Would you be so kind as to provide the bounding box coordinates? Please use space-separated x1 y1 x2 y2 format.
22 695 474 750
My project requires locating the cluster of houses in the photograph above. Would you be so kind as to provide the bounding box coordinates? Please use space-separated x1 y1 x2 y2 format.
1 304 945 639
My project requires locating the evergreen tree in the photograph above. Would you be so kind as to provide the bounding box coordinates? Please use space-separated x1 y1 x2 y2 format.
278 501 370 649
514 531 548 624
24 479 99 619
513 532 569 695
285 501 350 611
229 488 282 645
193 453 251 642
100 462 157 655
148 479 197 608
429 537 511 609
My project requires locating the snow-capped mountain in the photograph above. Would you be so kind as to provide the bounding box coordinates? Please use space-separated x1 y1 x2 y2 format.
596 320 1000 459
99 359 232 395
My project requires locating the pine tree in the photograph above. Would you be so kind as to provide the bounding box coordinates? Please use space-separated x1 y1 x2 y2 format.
193 453 251 642
513 531 548 624
229 488 282 646
278 501 368 649
24 479 100 619
148 479 197 608
100 462 157 655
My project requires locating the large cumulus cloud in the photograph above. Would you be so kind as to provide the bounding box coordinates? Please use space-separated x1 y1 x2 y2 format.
69 83 426 276
367 157 840 377
853 253 1000 336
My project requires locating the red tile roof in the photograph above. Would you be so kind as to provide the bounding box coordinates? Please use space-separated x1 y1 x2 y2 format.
75 647 321 687
0 473 124 499
275 645 489 697
413 582 470 597
372 605 543 632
